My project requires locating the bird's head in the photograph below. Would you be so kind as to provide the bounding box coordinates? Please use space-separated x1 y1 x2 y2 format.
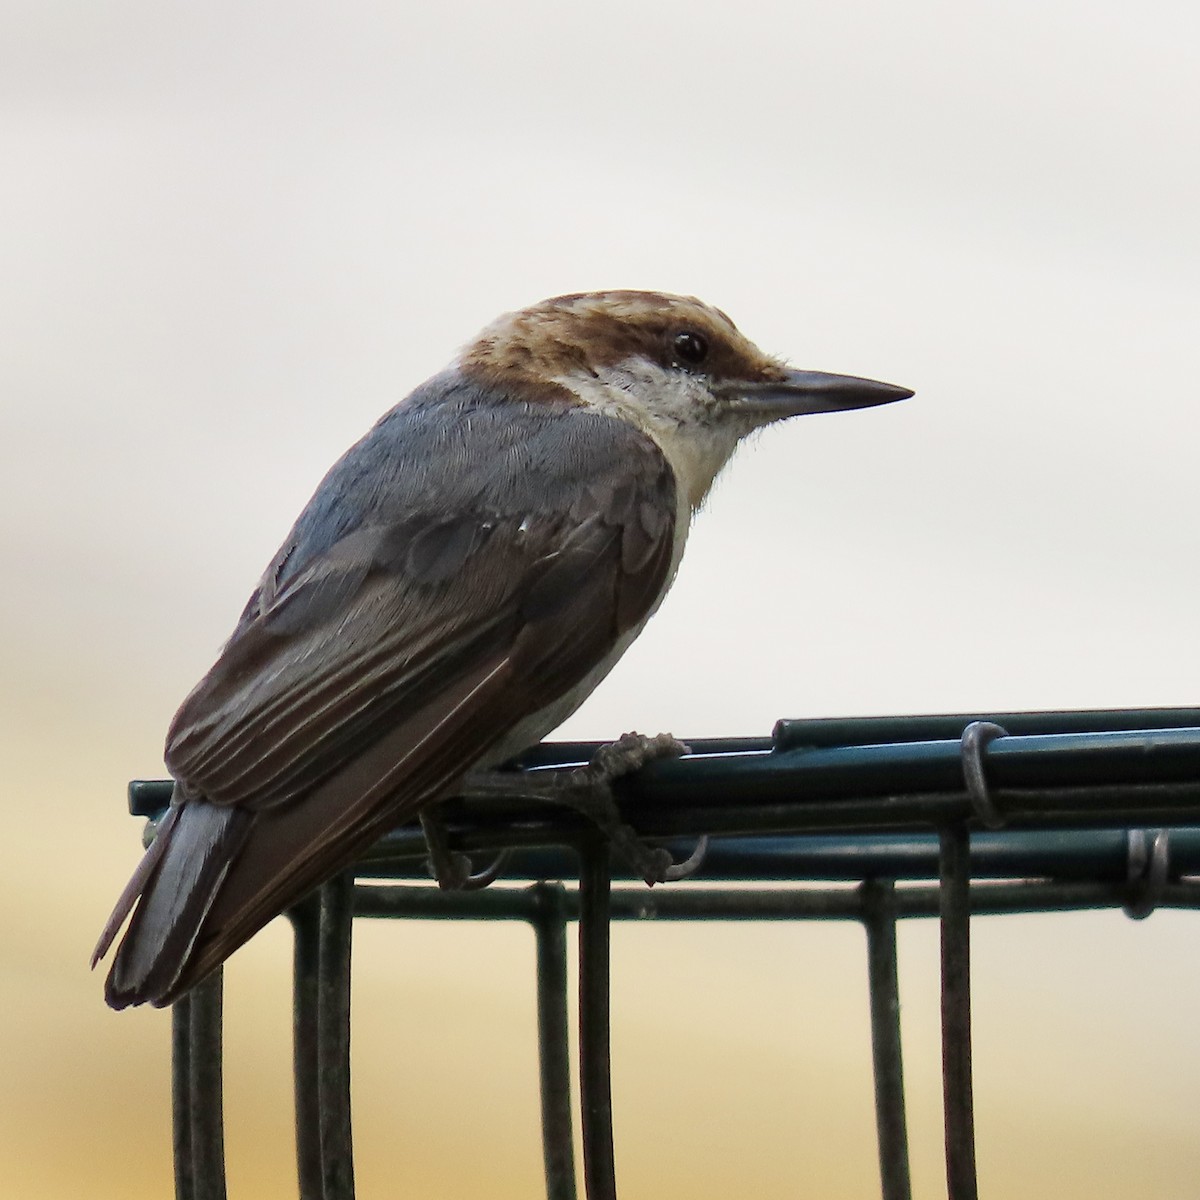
460 290 912 510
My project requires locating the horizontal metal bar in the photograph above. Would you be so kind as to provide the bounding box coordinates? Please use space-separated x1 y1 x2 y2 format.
130 779 1200 848
352 878 1200 924
614 731 1200 812
773 707 1200 750
351 828 1200 883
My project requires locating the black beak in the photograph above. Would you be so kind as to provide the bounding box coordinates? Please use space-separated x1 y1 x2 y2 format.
720 369 913 419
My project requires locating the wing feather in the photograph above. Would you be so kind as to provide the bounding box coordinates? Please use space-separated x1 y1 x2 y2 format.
102 377 681 1005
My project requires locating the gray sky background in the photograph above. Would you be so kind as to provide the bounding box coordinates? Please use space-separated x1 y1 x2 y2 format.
2 3 1199 1197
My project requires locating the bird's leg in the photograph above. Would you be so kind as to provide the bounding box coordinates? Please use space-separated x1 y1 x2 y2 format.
463 731 707 886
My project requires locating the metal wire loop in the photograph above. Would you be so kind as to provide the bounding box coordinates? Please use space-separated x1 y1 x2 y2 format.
960 722 1009 830
1123 828 1170 920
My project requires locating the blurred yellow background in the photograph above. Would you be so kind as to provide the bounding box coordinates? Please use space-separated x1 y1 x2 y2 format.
3 1 1199 1196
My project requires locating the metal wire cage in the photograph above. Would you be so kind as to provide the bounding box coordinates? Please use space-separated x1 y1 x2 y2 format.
128 707 1200 1200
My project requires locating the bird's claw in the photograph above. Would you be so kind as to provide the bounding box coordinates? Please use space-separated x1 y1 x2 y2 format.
419 809 509 891
455 850 510 891
604 832 709 886
663 835 709 882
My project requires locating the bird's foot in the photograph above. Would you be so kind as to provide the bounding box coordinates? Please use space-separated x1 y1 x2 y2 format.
419 809 508 891
585 731 689 783
466 731 705 885
574 732 706 885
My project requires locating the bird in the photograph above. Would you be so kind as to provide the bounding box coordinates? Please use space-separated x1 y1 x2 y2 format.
93 290 912 1009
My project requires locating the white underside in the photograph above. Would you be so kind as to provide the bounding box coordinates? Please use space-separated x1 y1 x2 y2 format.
484 613 665 766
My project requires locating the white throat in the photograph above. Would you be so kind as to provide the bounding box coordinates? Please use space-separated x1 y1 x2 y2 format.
553 360 745 514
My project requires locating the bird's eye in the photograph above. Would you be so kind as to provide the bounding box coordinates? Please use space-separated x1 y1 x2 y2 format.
673 330 709 367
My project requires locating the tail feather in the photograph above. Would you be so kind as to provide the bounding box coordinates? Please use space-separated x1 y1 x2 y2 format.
97 653 524 1008
91 804 181 969
101 802 252 1009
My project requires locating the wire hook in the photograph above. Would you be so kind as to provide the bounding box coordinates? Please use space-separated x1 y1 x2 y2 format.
1123 828 1169 920
960 721 1008 829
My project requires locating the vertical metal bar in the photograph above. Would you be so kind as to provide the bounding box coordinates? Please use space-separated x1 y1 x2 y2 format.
532 882 579 1200
861 881 912 1200
939 827 978 1200
318 871 356 1200
173 992 196 1200
290 892 325 1200
578 841 617 1200
188 968 228 1200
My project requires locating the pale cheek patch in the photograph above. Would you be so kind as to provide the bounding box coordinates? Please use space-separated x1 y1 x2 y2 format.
552 363 744 513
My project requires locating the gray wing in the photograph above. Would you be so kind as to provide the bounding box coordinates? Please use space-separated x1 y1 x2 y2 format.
166 372 675 808
100 372 677 1005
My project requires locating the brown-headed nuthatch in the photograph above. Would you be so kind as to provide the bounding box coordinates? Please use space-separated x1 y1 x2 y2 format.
94 290 911 1008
